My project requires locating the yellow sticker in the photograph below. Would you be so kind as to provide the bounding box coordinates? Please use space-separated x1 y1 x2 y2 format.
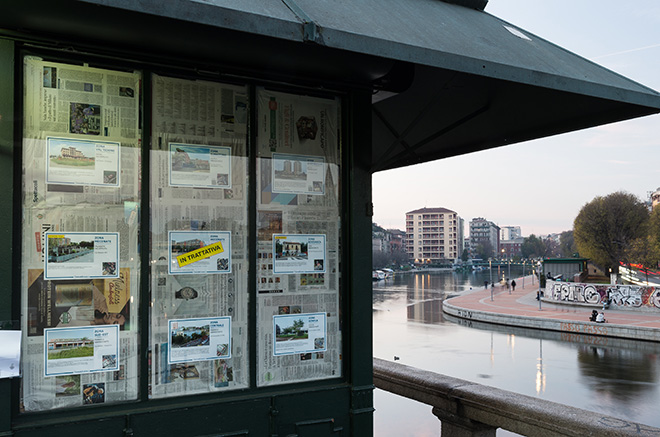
48 235 65 239
176 241 224 268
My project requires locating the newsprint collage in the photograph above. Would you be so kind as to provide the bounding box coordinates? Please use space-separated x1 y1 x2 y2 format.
20 58 342 412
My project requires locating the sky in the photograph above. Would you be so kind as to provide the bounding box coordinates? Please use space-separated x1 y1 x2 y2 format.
372 0 660 237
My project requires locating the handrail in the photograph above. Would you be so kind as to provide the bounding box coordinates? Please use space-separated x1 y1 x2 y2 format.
373 358 660 436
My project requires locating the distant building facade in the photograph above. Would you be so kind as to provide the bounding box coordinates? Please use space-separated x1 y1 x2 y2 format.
469 217 500 258
388 229 406 253
651 187 660 210
500 226 521 241
500 238 524 258
372 230 390 253
405 207 462 264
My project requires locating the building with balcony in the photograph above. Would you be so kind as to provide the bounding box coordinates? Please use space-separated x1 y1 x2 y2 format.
469 217 500 258
405 207 462 264
388 229 406 253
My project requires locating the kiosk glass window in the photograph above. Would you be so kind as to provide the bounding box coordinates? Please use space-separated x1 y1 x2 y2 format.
19 58 343 412
148 74 250 397
255 89 342 386
21 58 141 411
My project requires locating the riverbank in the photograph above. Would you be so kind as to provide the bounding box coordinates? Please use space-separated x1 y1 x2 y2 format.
442 275 660 342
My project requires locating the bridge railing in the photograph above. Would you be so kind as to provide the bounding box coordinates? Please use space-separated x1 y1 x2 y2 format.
373 357 660 436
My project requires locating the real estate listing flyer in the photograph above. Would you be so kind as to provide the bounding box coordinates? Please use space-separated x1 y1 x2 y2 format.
44 232 119 280
273 234 326 274
44 325 119 377
169 143 232 189
168 231 232 275
46 137 120 187
273 312 327 356
168 317 231 364
271 153 325 195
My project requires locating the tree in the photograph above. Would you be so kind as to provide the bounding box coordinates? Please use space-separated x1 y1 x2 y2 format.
473 240 493 260
544 238 560 258
292 319 305 336
627 207 660 270
573 191 649 273
461 248 469 262
372 251 390 269
521 234 545 258
559 230 577 257
390 248 410 266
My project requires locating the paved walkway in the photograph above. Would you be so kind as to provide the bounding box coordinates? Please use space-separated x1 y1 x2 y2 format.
443 275 660 341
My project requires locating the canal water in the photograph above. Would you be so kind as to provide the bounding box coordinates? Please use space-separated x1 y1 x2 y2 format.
373 270 660 436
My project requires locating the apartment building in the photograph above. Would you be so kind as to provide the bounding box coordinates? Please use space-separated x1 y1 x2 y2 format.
469 217 500 258
500 226 522 241
405 207 462 264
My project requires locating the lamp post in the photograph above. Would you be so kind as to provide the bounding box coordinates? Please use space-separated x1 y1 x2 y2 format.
538 261 542 310
489 258 493 301
522 261 525 289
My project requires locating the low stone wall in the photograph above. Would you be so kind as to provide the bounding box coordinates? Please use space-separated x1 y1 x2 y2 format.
547 280 660 310
374 357 660 436
442 299 660 342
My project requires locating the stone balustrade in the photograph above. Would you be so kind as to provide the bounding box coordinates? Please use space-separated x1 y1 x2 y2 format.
373 357 660 436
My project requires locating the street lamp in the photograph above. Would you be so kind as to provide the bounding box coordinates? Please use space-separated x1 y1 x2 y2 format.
522 261 525 289
489 258 493 301
538 261 542 310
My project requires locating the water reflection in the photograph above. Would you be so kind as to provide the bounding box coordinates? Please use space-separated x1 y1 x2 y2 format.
536 340 545 395
577 346 656 400
373 270 660 435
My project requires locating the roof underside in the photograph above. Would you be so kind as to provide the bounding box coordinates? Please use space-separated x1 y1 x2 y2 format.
4 0 660 172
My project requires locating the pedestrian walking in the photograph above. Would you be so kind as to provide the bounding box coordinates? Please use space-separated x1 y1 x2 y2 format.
511 279 516 291
506 278 510 293
484 280 489 290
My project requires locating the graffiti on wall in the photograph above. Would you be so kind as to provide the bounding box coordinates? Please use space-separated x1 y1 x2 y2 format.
548 280 660 309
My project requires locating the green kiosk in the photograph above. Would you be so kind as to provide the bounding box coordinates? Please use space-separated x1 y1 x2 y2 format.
0 1 659 436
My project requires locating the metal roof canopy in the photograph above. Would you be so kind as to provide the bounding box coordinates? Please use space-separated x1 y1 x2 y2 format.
5 0 660 172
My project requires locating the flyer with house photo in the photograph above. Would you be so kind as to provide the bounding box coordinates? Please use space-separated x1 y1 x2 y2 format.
44 232 119 280
169 143 232 189
46 137 120 187
273 312 326 356
168 317 232 364
271 153 325 195
44 325 119 377
168 231 232 275
272 234 326 274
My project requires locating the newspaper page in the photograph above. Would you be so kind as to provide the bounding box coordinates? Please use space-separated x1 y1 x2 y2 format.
256 89 342 386
149 74 249 398
21 58 141 412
